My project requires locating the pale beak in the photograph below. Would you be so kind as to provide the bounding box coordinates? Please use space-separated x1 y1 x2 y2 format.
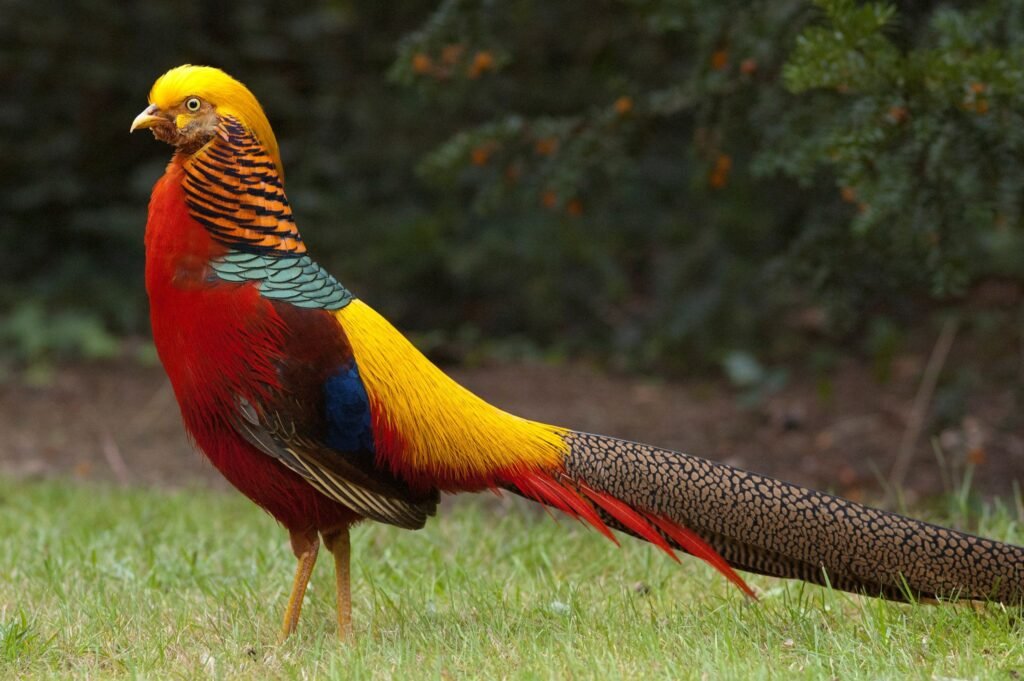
130 104 163 133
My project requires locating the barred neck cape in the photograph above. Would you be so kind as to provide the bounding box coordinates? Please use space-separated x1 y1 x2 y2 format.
181 118 352 309
183 118 302 254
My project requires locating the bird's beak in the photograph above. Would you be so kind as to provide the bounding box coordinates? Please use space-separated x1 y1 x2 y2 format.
130 104 163 133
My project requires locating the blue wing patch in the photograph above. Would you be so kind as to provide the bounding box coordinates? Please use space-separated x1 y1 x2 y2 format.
323 361 376 454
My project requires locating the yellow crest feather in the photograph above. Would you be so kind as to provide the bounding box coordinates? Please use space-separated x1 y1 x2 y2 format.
148 65 284 178
335 300 569 485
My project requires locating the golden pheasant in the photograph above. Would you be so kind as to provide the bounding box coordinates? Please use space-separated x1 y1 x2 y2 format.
131 65 1024 642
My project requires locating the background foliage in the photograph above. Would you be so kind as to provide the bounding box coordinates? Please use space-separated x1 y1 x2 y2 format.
2 0 1023 372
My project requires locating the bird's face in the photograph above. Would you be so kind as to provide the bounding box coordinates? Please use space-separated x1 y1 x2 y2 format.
131 65 283 177
130 95 219 153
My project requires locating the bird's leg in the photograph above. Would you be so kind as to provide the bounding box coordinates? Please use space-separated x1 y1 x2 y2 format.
279 527 320 642
322 526 353 642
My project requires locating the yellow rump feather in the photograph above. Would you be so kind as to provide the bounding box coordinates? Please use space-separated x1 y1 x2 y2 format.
335 300 569 485
148 64 284 179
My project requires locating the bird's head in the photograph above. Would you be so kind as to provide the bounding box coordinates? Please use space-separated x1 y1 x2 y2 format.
130 65 283 177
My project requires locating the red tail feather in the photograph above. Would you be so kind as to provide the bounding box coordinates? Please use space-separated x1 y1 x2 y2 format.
530 473 619 544
507 470 755 599
645 513 756 599
511 473 568 525
578 484 678 560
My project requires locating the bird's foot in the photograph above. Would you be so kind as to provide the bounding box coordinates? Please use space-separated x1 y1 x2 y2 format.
278 528 320 643
322 526 353 643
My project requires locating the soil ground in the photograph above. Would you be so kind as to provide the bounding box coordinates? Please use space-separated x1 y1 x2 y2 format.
1 356 1021 505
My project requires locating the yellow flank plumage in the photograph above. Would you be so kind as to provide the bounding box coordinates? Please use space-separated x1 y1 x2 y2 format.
148 64 284 178
335 300 569 486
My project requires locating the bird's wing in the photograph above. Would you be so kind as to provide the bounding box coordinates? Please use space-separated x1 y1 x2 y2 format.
233 395 438 530
224 300 438 531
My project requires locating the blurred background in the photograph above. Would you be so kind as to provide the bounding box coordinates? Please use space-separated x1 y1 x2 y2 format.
1 0 1022 504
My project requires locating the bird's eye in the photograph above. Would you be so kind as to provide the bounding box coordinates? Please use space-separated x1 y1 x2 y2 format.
185 97 201 112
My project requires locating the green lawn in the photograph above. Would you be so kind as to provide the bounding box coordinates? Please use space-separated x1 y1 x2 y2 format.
1 478 1022 680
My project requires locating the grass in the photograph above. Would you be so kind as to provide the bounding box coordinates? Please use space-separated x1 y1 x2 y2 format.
0 478 1022 680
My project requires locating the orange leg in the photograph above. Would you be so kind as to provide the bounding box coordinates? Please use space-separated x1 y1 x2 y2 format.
279 528 320 642
323 526 353 642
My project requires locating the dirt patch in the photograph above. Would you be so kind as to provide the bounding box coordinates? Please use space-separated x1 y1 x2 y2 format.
1 359 1021 503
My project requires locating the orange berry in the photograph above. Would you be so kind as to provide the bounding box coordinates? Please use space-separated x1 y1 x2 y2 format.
711 49 729 71
887 105 908 123
470 143 494 166
566 199 583 216
541 190 558 209
467 50 495 79
975 98 990 114
475 51 495 70
613 96 634 115
709 154 732 189
740 58 758 75
441 43 464 65
412 53 433 75
970 81 987 94
534 137 559 156
840 186 857 203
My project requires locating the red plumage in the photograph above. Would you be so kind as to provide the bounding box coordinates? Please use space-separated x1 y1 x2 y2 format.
145 159 356 533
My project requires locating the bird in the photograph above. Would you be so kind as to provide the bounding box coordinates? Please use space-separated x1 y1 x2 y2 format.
132 64 1023 642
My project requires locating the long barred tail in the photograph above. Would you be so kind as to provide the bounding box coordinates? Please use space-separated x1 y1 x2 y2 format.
551 431 1024 603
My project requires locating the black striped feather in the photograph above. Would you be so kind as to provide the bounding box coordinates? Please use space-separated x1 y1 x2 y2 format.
181 118 305 255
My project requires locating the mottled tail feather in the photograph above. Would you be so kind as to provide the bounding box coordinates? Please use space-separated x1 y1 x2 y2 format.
561 431 1024 604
